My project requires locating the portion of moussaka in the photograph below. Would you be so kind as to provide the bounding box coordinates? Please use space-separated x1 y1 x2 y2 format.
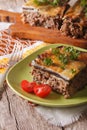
31 46 87 98
60 0 87 40
21 0 70 29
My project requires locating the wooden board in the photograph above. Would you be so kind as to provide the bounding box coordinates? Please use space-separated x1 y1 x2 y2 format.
9 23 87 49
0 10 21 23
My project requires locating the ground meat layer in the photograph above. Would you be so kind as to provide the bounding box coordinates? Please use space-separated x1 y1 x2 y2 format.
22 11 62 29
60 17 87 40
21 4 70 29
32 66 87 98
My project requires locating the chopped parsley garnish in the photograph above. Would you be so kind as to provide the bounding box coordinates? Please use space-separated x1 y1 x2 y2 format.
52 48 59 55
52 46 80 66
60 65 66 70
43 46 80 69
34 0 69 6
34 0 49 5
59 54 68 65
81 0 87 7
64 47 80 60
70 51 80 60
80 0 87 17
71 68 76 74
43 58 53 66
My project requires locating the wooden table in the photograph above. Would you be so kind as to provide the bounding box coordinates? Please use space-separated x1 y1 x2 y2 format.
0 0 87 130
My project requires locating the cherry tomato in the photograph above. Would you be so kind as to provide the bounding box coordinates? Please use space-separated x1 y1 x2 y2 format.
34 84 51 98
21 80 36 93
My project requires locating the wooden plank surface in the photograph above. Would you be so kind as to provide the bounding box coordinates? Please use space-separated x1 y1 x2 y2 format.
0 0 87 130
0 85 61 130
0 10 21 23
0 85 87 130
9 23 87 49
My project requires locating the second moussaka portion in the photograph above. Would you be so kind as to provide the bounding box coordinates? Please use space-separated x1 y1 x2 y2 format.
22 0 70 29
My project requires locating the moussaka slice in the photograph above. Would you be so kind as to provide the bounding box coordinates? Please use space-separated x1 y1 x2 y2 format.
21 0 70 29
31 46 87 98
60 0 87 39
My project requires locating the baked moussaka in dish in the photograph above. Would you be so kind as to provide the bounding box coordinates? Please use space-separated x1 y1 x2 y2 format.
31 46 87 98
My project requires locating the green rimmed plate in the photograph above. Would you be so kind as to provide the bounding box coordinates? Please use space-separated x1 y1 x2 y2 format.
6 44 87 107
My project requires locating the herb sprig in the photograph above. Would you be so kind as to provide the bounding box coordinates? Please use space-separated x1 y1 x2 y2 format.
43 46 80 68
52 46 80 69
71 68 76 74
34 0 69 6
80 0 87 17
52 48 59 55
43 58 53 66
64 47 80 60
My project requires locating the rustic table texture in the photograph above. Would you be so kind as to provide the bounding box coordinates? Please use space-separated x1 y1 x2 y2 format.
0 0 87 130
